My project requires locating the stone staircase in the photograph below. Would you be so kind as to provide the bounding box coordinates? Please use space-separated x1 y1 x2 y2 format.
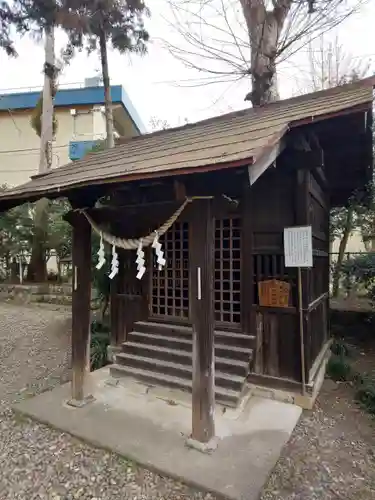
110 321 253 407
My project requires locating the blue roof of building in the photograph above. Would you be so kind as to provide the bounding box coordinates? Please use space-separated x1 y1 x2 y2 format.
0 84 145 133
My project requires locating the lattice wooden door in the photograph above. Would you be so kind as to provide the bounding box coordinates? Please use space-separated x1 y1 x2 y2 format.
150 221 190 321
150 217 241 327
214 218 241 326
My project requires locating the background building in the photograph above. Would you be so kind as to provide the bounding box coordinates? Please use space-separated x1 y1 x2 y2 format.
0 78 145 187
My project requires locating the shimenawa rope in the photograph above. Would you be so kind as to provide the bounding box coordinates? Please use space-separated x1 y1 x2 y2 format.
81 196 213 250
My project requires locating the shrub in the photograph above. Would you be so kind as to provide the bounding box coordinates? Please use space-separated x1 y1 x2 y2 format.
326 354 353 382
330 338 351 357
355 376 375 416
341 252 375 301
90 320 110 371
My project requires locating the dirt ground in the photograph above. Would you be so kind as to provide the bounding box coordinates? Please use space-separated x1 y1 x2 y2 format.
261 336 375 500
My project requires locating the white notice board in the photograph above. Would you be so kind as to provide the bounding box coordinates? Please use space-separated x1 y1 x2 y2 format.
283 226 313 268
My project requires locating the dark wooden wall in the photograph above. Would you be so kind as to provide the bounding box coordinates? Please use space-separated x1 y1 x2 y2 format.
304 158 330 379
248 150 330 386
107 170 245 343
106 158 330 388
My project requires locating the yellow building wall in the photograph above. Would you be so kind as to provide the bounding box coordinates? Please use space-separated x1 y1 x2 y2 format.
0 106 107 188
331 230 367 255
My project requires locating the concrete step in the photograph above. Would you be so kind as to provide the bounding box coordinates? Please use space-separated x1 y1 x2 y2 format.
120 343 251 375
110 364 240 407
115 352 245 391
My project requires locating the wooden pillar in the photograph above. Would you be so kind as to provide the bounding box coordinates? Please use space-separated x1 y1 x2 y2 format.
241 185 254 336
69 212 93 406
190 199 215 444
296 167 310 383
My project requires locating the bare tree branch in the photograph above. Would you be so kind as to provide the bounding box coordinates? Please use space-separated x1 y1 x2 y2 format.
298 34 371 94
163 0 368 106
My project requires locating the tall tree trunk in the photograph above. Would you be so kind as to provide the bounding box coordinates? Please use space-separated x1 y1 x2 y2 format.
29 27 55 282
39 26 54 173
99 30 115 149
332 206 354 298
27 198 49 282
240 0 292 106
10 257 18 283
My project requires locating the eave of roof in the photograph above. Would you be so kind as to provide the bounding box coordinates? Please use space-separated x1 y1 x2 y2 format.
0 75 374 209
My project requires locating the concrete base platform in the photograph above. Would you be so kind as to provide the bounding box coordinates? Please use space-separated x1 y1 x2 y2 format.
14 368 301 500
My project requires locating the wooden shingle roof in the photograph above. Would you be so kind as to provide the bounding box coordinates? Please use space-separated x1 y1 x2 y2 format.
0 76 374 207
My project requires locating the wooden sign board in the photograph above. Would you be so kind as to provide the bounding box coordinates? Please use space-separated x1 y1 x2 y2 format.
258 279 290 308
284 226 313 268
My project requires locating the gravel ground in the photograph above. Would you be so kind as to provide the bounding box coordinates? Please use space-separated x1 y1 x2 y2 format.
1 302 375 500
0 302 213 500
261 347 375 500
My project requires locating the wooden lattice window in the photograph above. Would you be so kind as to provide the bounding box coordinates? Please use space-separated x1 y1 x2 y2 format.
253 254 296 307
214 218 241 325
151 221 189 319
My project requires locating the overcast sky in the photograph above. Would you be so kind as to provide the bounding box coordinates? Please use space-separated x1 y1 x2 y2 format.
0 0 374 130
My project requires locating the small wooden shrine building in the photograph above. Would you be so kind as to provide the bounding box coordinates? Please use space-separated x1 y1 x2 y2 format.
0 78 373 445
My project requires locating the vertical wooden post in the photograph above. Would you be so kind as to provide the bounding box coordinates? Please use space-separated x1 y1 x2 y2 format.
189 199 215 444
68 212 93 406
241 186 254 336
296 167 310 385
297 267 306 395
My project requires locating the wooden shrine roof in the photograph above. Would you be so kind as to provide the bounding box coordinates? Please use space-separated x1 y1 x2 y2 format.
0 76 374 208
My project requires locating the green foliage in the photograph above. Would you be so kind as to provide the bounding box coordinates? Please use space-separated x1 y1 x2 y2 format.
90 140 107 153
0 196 34 258
340 252 375 302
0 185 71 280
91 232 111 322
327 335 375 416
48 199 72 262
30 93 58 138
355 374 375 416
90 320 110 370
60 0 149 60
327 339 355 382
326 353 353 382
330 206 351 243
330 338 351 358
356 200 375 250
